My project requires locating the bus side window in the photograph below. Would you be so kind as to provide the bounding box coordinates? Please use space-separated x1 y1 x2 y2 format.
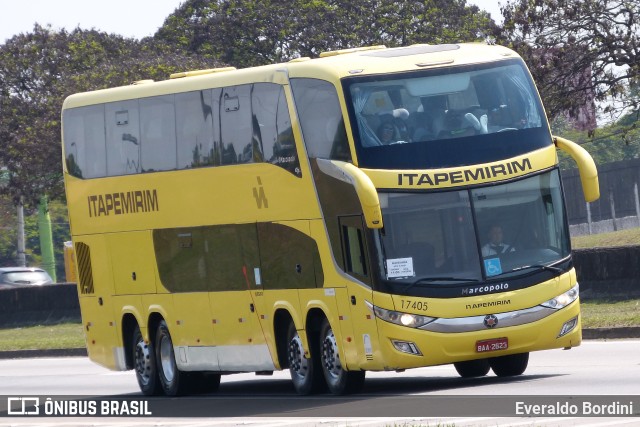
175 89 218 169
63 105 107 178
252 83 301 176
221 85 252 165
290 78 351 162
140 95 177 172
106 100 141 176
343 225 367 277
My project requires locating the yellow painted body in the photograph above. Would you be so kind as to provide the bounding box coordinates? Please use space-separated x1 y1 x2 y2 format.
62 43 596 375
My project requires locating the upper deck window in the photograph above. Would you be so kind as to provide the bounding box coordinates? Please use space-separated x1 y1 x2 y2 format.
290 78 351 162
343 59 552 169
63 83 300 179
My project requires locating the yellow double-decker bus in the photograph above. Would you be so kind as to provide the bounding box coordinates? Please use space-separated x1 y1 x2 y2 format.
62 43 599 396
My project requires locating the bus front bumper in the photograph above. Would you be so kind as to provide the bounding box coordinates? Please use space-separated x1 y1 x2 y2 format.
373 299 581 370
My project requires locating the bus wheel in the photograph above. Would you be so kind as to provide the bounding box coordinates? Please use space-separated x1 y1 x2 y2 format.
155 320 191 396
319 318 365 395
454 359 490 378
287 322 322 395
133 325 162 396
489 352 529 377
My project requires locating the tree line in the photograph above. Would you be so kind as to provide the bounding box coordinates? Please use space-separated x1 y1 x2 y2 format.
0 0 639 265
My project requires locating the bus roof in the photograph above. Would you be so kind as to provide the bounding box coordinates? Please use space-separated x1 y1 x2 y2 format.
62 43 521 110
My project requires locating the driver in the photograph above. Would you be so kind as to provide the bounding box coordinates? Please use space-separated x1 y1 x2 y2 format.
481 224 515 257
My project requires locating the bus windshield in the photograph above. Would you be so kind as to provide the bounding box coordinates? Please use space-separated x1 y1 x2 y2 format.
344 59 551 169
378 170 570 291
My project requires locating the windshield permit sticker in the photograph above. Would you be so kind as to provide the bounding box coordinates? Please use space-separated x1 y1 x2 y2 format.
484 258 502 277
386 257 415 278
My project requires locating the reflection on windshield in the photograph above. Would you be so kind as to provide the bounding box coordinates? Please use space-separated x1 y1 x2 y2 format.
473 170 569 278
379 170 570 286
344 59 552 170
350 61 542 148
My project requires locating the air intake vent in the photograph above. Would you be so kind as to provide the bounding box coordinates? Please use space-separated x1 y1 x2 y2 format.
75 242 95 294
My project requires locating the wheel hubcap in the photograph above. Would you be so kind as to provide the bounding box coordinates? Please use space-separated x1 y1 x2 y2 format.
288 334 309 379
322 328 342 380
159 335 175 382
135 340 152 385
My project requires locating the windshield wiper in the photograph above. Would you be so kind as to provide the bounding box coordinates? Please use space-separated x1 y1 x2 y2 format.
405 276 479 291
509 264 563 274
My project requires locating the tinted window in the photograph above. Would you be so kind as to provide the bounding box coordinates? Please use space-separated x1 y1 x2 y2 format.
140 95 177 172
290 78 351 161
106 100 141 175
375 170 571 296
253 83 301 176
221 85 252 164
63 105 106 178
344 59 552 169
176 90 218 168
344 226 367 276
64 83 300 178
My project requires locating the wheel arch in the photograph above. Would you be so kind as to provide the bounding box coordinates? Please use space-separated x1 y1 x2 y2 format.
121 313 140 370
305 307 328 359
273 308 295 369
147 311 165 347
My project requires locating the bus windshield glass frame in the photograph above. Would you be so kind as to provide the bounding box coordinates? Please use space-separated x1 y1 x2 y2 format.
343 59 552 169
376 169 570 295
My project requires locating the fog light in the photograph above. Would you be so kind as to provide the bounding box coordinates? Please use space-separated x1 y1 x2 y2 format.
391 340 422 355
558 316 578 337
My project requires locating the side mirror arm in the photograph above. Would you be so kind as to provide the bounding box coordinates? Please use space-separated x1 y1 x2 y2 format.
553 136 600 202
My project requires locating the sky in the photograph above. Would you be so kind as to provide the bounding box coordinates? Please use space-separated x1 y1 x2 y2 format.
0 0 504 44
0 0 185 43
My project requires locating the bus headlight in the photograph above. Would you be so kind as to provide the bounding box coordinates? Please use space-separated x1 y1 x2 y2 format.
541 284 579 309
367 301 436 328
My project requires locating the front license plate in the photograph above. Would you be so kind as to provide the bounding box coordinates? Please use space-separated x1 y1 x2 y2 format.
476 337 508 353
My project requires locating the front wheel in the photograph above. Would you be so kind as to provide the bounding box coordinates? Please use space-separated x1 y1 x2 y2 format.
454 359 490 378
319 319 365 395
133 325 162 396
489 352 529 377
155 320 191 396
287 322 323 395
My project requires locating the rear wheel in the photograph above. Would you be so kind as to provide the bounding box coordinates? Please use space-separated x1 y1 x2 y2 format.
133 325 162 396
454 359 491 378
155 320 191 396
319 318 365 395
287 322 323 395
489 352 529 377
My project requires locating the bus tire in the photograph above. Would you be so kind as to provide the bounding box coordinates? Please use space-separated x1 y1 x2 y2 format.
453 359 490 378
155 320 191 396
287 322 322 395
319 318 365 395
489 352 529 377
133 325 162 396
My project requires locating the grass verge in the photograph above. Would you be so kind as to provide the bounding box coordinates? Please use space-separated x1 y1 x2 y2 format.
581 298 640 329
0 323 85 351
571 227 640 249
0 299 638 351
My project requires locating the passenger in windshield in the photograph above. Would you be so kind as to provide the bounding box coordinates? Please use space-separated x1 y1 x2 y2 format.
481 224 515 257
377 118 396 144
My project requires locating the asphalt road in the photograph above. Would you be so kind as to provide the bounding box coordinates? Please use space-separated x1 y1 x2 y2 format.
0 340 638 426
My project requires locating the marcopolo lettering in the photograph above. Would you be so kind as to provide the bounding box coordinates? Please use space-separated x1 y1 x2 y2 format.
88 189 159 217
462 283 509 296
397 158 532 187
